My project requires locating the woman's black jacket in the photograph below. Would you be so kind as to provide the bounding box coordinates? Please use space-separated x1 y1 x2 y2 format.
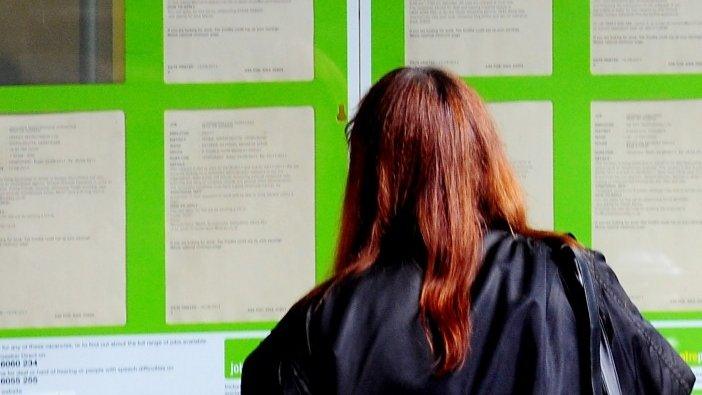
242 229 696 394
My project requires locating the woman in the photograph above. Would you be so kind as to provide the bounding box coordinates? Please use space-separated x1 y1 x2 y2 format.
242 67 695 394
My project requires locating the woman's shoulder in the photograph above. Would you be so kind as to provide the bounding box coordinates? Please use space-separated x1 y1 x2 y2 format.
265 229 579 337
241 259 431 393
242 230 587 393
311 257 426 339
308 229 579 355
312 229 575 331
482 228 571 280
476 228 591 329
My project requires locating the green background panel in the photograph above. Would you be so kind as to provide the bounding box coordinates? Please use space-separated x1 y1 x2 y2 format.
0 0 348 337
660 327 702 369
1 0 702 389
224 338 261 379
372 0 702 385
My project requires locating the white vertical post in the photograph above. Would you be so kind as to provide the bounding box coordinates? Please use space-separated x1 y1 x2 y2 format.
359 0 372 102
347 0 361 117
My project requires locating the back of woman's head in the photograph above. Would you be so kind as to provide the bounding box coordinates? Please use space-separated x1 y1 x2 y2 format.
333 67 543 375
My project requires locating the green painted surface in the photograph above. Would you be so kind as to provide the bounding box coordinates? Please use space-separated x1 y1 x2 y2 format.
224 338 262 379
1 0 701 388
0 0 348 338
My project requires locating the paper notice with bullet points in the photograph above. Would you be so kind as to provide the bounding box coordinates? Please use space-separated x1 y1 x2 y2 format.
165 107 315 323
592 100 702 310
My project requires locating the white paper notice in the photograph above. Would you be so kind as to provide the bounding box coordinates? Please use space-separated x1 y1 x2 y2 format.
0 111 125 328
0 332 267 395
166 107 315 323
405 0 552 76
489 102 553 229
592 101 702 310
591 0 702 74
164 0 314 83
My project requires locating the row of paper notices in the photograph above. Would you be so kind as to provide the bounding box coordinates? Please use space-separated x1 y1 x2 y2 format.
164 0 314 83
0 107 316 328
592 100 702 311
404 0 702 76
489 102 554 229
5 102 701 328
0 111 125 329
0 104 557 327
405 0 552 76
591 0 702 74
165 107 316 323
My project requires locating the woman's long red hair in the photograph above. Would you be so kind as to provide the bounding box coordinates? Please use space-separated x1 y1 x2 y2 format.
317 67 572 375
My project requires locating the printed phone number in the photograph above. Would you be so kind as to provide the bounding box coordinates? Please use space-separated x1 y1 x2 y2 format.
0 360 37 369
0 376 38 385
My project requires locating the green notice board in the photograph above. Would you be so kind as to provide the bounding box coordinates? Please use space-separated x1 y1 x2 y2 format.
372 0 702 387
0 0 347 338
1 0 701 391
0 1 347 392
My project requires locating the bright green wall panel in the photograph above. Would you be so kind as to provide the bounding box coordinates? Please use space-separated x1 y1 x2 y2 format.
0 0 348 338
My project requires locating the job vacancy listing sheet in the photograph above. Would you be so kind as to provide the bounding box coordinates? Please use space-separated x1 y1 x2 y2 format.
592 101 702 310
0 111 126 328
592 0 702 74
165 0 314 83
166 107 315 323
405 0 552 76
